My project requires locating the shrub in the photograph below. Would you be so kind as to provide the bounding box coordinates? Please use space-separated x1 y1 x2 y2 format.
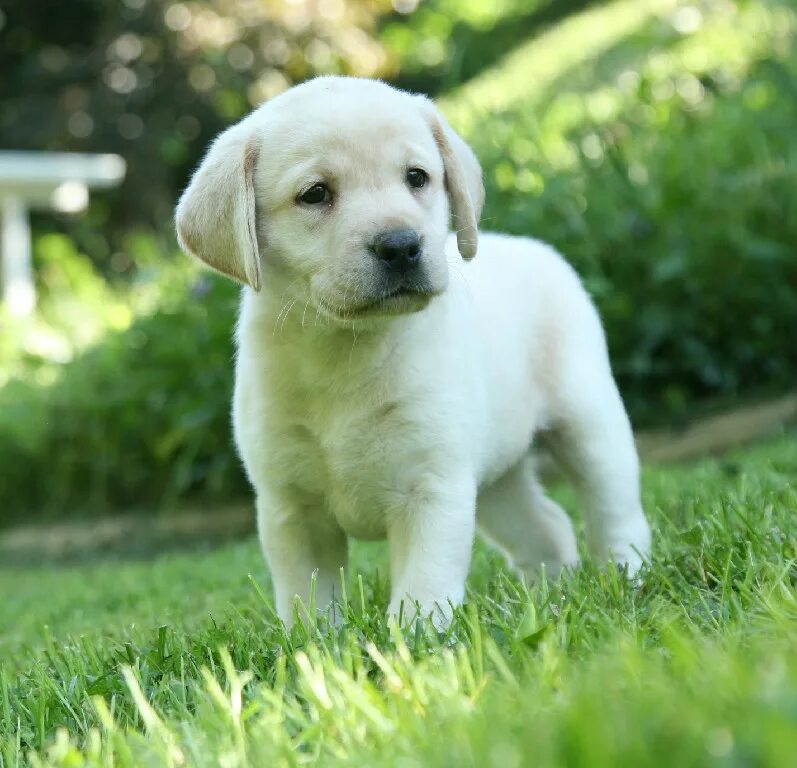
443 0 797 422
0 274 246 524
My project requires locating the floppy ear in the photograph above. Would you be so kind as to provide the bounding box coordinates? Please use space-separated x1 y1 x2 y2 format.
175 123 262 290
417 98 484 260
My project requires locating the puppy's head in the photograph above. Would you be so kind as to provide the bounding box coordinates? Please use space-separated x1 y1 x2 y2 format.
175 77 483 321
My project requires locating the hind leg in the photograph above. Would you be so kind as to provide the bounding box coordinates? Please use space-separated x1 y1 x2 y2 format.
547 377 651 575
477 456 579 582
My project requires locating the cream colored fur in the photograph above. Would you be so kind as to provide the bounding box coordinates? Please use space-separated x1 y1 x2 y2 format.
175 76 651 628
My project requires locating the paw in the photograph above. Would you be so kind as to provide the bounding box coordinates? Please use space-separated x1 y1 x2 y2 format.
518 554 580 585
596 513 651 577
388 597 456 632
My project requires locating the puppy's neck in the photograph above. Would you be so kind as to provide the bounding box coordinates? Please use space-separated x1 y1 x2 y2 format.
240 283 428 402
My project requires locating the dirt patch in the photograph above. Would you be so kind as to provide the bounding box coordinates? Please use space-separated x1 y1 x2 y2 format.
0 504 254 566
635 392 796 463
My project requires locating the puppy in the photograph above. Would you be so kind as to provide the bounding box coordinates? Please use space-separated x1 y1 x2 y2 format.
176 76 651 627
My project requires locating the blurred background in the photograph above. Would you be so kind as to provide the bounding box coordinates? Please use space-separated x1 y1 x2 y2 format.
0 0 795 528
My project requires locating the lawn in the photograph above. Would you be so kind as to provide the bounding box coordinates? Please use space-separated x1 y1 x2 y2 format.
2 433 795 766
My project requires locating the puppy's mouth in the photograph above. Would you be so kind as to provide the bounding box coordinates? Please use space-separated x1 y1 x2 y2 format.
328 283 442 320
375 283 434 304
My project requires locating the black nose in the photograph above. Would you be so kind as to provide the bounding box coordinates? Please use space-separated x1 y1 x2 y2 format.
371 228 422 272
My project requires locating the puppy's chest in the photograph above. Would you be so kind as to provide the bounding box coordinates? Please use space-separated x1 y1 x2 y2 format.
275 394 432 539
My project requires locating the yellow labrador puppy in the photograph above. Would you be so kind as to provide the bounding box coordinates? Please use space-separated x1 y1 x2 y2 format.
176 76 651 627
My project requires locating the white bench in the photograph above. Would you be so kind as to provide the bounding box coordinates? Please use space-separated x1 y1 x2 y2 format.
0 151 126 317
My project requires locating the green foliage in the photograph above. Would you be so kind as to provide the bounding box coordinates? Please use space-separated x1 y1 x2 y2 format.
442 0 797 422
0 0 795 519
1 437 796 765
382 0 600 95
0 270 245 521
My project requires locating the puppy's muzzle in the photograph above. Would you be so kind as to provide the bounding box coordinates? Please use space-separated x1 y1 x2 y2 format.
370 228 422 275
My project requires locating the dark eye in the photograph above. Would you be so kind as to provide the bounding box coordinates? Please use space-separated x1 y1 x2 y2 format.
406 168 428 189
298 183 332 205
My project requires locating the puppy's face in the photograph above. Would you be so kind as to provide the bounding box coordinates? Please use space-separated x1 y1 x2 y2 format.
176 77 484 322
259 95 451 318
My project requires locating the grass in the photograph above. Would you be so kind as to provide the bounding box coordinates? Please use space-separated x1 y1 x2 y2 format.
1 432 795 766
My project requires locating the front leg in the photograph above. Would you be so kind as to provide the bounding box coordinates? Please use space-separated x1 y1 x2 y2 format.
387 474 476 628
256 487 348 627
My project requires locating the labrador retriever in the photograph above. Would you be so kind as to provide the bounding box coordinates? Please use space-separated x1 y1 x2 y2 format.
175 76 651 627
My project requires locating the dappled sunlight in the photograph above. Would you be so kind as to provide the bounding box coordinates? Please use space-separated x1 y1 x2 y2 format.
445 0 796 173
441 0 683 128
163 0 391 84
